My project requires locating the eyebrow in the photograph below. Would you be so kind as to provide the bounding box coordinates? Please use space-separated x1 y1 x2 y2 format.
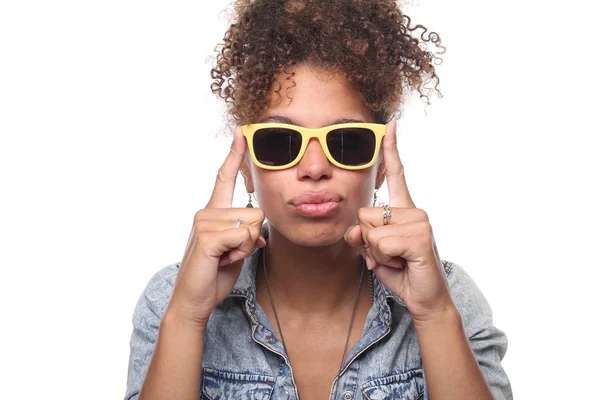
258 115 365 125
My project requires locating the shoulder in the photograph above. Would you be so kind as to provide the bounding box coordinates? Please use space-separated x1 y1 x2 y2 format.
133 262 180 321
442 260 500 338
144 262 180 297
443 260 489 305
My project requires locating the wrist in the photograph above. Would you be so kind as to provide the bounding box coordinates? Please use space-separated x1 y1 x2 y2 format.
413 302 462 332
161 306 210 332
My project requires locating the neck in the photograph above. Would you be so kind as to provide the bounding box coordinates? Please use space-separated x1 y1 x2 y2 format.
259 224 364 314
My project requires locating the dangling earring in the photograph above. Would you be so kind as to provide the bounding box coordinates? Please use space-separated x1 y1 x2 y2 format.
372 189 378 207
246 193 254 208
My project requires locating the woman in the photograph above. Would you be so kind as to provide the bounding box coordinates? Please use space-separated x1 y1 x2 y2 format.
125 1 512 399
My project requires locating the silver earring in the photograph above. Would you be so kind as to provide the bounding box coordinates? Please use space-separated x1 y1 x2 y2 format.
246 193 254 208
372 189 384 207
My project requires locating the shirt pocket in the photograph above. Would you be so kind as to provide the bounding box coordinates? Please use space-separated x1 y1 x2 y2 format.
201 367 276 400
360 367 425 400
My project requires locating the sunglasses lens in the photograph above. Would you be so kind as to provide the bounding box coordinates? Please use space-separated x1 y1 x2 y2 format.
253 128 302 166
326 127 376 166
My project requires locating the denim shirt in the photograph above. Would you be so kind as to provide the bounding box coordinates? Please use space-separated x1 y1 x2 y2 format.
125 237 512 399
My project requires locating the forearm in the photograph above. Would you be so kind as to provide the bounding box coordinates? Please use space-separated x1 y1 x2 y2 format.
138 310 206 400
415 306 493 400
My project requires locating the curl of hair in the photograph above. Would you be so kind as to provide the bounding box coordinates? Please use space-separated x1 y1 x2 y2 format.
211 0 444 124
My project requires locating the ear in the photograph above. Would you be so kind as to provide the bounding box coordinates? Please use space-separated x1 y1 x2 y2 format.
239 157 255 193
375 155 386 190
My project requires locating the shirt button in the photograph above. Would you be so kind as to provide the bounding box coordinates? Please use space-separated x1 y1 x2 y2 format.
266 335 275 344
343 391 353 399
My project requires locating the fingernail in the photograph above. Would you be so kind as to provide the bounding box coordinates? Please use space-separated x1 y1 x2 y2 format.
347 227 355 242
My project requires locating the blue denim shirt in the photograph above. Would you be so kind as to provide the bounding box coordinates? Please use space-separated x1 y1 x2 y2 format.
125 237 512 399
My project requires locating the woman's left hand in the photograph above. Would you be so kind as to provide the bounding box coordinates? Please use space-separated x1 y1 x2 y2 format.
344 120 455 324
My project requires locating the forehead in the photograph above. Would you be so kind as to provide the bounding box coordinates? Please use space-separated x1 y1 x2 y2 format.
261 64 373 127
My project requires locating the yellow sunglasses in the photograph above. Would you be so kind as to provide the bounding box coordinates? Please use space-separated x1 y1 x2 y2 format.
241 122 386 170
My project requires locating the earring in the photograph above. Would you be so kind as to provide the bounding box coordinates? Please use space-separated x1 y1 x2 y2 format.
246 193 254 208
372 189 384 207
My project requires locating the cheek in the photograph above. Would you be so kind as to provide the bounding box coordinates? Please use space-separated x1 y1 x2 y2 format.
251 168 285 206
359 179 377 207
351 167 377 190
341 169 379 207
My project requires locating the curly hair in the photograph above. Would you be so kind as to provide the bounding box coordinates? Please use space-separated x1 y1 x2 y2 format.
210 0 444 125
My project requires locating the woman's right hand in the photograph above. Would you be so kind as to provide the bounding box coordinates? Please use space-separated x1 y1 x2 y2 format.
165 127 266 327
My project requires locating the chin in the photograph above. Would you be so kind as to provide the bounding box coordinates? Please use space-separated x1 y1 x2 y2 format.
273 220 347 247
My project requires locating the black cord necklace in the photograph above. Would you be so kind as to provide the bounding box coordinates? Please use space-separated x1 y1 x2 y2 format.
261 246 370 377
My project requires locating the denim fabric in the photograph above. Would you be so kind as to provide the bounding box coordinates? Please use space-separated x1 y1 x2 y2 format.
125 230 512 400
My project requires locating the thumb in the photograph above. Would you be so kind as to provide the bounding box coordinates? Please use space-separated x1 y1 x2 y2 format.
344 224 364 249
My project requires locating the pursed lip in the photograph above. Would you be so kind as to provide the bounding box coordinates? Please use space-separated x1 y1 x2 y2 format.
289 191 343 217
289 191 343 206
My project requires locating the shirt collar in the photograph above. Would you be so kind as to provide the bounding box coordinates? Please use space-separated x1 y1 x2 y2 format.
230 247 261 297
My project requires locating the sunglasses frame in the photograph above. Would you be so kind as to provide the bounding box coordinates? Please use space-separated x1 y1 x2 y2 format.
241 122 386 170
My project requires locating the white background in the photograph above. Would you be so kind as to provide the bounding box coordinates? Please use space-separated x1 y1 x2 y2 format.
1 0 598 398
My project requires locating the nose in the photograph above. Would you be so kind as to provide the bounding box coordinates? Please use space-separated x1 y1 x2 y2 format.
296 138 332 181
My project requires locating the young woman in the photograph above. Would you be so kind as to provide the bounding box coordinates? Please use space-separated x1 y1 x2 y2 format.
125 1 512 399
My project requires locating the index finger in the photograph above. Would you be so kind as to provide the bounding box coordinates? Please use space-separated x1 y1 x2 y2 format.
383 119 416 208
206 126 246 208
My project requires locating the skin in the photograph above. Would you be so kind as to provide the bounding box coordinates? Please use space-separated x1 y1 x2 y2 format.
138 63 493 400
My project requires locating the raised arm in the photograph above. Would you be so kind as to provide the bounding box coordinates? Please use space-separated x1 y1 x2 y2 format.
344 120 510 399
125 128 266 400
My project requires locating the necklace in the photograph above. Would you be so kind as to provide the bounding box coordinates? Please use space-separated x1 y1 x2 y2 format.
261 246 370 377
